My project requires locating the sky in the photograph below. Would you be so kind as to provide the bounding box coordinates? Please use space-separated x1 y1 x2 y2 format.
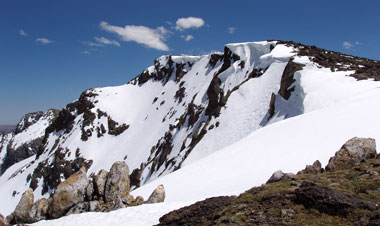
0 0 379 124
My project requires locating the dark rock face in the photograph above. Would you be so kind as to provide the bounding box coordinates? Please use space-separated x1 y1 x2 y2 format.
158 196 235 226
295 181 377 216
278 59 305 100
1 138 43 175
278 40 380 81
14 112 44 135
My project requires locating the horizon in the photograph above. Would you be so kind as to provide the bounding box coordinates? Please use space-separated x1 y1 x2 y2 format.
1 0 380 124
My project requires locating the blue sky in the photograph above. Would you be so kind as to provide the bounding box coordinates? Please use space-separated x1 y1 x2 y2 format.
1 0 379 124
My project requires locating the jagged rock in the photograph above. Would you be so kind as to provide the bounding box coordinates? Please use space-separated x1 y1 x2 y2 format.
326 137 377 171
295 181 377 216
11 188 34 223
30 198 49 221
49 167 89 219
146 184 165 204
266 170 295 184
298 160 322 174
94 169 108 199
104 162 130 203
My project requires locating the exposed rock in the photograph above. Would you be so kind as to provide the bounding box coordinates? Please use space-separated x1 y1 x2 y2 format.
104 161 130 203
146 184 165 204
158 196 234 226
298 160 322 174
0 213 7 226
326 137 377 171
94 169 108 199
11 188 34 223
65 202 90 216
134 196 144 206
266 170 295 184
295 181 377 216
86 181 94 201
49 167 89 219
278 59 304 100
31 198 49 221
89 201 100 212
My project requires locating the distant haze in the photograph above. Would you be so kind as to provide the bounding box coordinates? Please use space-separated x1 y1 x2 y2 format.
0 125 16 132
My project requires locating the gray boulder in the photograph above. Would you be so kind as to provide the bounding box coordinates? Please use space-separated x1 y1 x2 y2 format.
326 137 376 171
65 202 90 216
49 167 89 218
11 188 34 223
266 170 295 184
104 162 130 203
146 185 165 204
30 198 49 221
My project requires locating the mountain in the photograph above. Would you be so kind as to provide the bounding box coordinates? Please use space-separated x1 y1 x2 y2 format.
0 126 16 133
0 40 380 222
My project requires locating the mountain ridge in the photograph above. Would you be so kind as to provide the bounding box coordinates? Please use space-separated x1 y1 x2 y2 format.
1 40 380 218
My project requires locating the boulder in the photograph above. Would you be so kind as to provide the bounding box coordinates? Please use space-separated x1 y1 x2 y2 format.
146 185 165 204
298 160 322 174
31 198 49 221
94 169 108 199
49 167 89 219
65 202 89 216
104 162 130 203
326 137 376 171
266 170 295 184
89 201 100 212
12 188 34 223
295 181 377 216
134 196 144 206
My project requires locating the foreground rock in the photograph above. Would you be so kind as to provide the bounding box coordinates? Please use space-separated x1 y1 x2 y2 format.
326 137 376 171
158 137 380 225
49 166 89 219
104 161 130 204
146 185 165 204
9 161 162 224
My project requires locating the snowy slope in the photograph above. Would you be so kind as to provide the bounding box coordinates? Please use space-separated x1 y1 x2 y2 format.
31 81 380 226
1 40 380 219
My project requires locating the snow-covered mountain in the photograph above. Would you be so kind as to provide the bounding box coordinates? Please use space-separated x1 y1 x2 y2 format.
1 40 380 221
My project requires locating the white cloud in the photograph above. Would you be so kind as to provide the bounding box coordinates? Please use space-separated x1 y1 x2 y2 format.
81 50 91 55
83 41 104 47
175 17 205 31
94 37 120 46
228 27 236 34
343 41 363 49
100 21 169 51
19 29 27 36
181 35 194 41
36 38 52 44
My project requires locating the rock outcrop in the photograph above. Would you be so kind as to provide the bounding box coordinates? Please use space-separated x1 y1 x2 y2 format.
326 137 376 171
104 161 130 203
298 160 323 174
8 161 163 224
49 166 89 219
